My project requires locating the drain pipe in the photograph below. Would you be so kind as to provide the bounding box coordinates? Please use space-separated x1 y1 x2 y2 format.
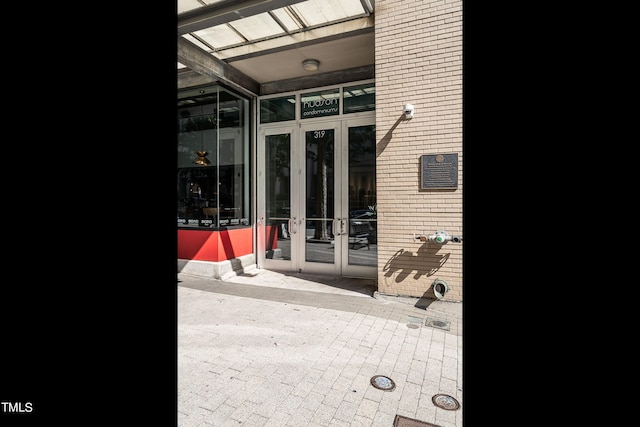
413 230 462 244
432 278 449 299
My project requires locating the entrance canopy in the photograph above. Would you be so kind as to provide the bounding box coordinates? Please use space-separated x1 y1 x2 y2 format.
178 0 375 96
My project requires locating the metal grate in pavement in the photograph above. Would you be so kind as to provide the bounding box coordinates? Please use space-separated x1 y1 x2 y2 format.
393 414 441 427
425 317 450 331
370 375 396 391
431 394 460 410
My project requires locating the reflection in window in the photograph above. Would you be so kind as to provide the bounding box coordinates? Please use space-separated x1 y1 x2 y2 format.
260 95 296 123
343 83 375 114
177 86 250 229
265 134 291 260
348 124 377 266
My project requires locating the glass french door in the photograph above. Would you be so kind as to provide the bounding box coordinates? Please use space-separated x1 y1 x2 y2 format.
257 118 376 277
340 118 377 277
258 126 298 273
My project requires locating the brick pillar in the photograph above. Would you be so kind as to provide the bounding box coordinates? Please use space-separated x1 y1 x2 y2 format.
374 0 463 300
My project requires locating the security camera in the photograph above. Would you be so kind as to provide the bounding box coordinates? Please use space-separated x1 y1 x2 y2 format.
403 103 414 119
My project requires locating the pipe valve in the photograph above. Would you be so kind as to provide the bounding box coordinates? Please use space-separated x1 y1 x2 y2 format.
414 230 463 244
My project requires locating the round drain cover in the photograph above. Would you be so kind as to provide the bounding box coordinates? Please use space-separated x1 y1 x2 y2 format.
432 393 460 410
370 375 396 391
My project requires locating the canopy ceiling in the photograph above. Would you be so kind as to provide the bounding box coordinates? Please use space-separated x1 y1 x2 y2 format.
178 0 375 96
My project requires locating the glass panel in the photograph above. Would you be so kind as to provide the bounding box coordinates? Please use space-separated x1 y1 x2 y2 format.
347 125 377 266
178 0 209 15
291 0 366 26
181 34 213 52
229 13 286 40
177 86 250 229
270 8 303 31
177 165 218 228
190 25 245 48
260 96 296 123
305 129 335 264
265 134 292 260
300 89 339 119
343 83 375 114
177 104 218 228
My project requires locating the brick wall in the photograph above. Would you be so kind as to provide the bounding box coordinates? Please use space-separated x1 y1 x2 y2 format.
374 0 463 300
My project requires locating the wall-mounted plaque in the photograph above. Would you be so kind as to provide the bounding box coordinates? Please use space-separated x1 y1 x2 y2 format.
420 153 458 189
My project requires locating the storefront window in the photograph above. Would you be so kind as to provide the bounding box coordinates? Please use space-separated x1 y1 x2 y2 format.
177 86 250 229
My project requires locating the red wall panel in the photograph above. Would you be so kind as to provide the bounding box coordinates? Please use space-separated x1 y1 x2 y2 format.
178 228 253 262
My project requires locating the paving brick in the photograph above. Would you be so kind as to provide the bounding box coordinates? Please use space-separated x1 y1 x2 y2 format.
178 270 462 427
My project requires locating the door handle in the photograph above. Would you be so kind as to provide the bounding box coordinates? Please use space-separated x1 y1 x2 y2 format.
332 218 340 236
288 217 296 234
340 218 346 235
